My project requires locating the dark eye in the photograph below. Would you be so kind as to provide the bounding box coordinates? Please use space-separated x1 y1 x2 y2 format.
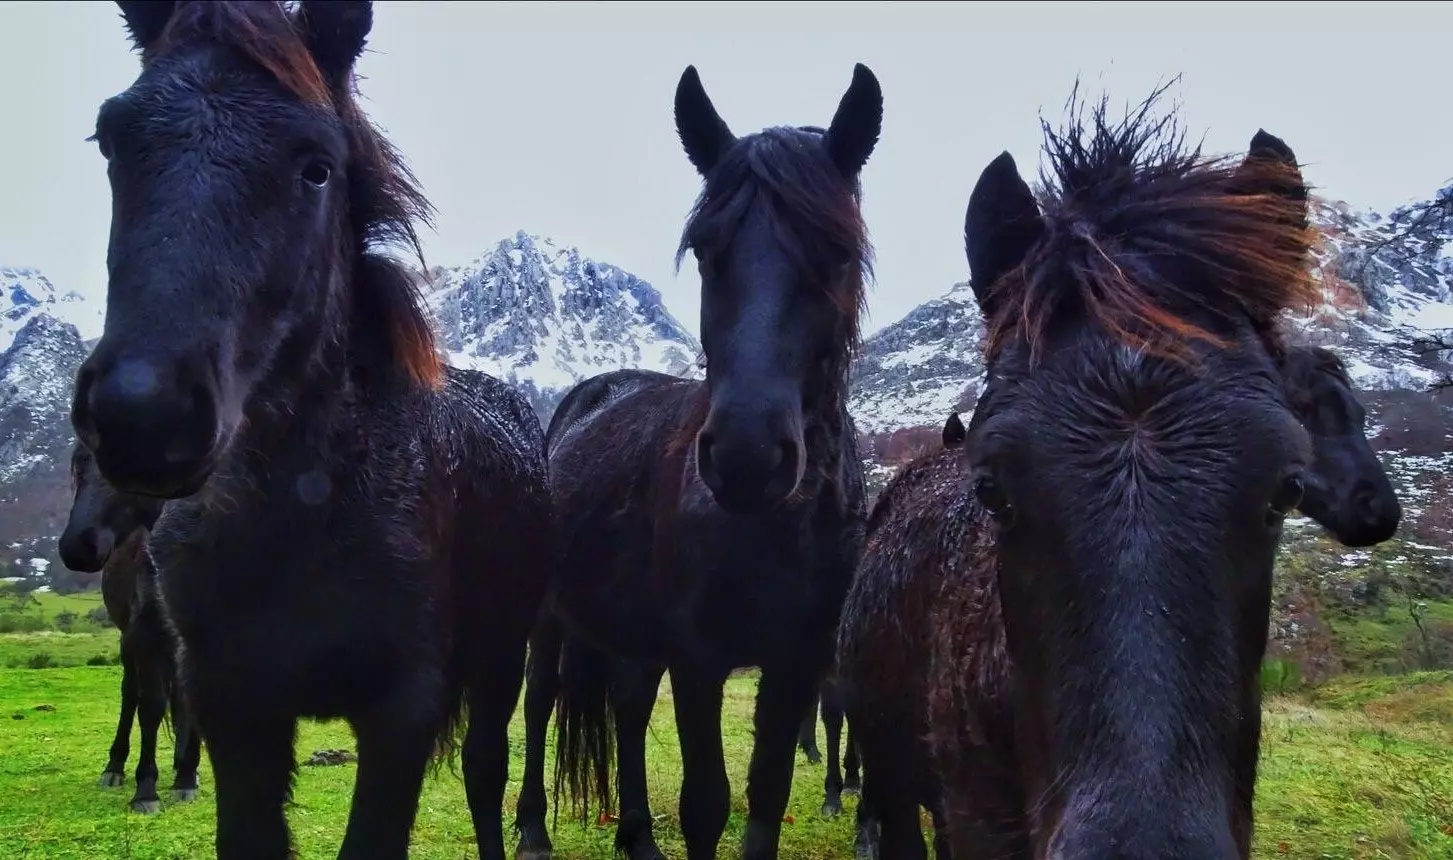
301 161 333 188
974 475 1014 522
1266 473 1305 526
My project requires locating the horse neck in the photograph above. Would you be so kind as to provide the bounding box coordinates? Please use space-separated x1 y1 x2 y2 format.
233 260 359 465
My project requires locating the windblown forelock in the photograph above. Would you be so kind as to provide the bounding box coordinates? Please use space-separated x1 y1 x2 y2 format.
674 126 873 355
983 82 1320 367
148 1 332 106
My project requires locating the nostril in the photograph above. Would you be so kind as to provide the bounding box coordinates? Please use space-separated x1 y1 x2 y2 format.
163 381 219 465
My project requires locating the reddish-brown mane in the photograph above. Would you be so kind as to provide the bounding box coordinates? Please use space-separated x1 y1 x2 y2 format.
982 84 1321 365
148 1 444 389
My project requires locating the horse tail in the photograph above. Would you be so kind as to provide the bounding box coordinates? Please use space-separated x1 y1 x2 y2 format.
551 632 616 824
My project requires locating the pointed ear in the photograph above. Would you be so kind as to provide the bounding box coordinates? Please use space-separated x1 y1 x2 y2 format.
116 0 177 53
1230 128 1309 227
942 412 966 447
964 151 1044 319
674 66 736 177
824 63 883 178
296 0 374 87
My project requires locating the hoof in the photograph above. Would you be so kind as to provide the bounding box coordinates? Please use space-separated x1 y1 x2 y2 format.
172 788 198 802
821 802 843 818
515 852 553 860
802 749 822 765
843 785 862 798
130 799 162 814
98 772 125 788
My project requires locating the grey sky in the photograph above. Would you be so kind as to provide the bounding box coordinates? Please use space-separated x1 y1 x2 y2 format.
1 1 1448 339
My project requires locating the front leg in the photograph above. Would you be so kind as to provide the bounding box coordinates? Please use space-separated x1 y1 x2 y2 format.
339 689 442 860
205 714 298 860
741 665 819 860
671 667 731 860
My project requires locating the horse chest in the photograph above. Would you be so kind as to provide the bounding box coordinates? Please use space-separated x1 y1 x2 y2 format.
149 502 440 717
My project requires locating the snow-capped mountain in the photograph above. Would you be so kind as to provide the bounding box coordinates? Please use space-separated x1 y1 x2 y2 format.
849 187 1453 435
0 315 90 587
426 231 701 418
1 266 105 354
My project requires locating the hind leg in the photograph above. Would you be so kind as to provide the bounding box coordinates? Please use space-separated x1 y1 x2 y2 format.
740 665 819 860
100 643 137 788
612 659 668 860
169 681 202 802
338 679 443 860
515 613 563 859
843 724 861 795
128 639 168 814
464 642 530 860
671 667 730 860
820 683 846 817
797 690 821 765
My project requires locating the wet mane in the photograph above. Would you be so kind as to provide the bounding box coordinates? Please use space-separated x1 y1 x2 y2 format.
674 125 873 357
983 82 1320 364
146 1 443 388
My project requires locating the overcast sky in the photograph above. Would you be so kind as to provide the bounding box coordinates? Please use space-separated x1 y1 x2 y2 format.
1 1 1448 338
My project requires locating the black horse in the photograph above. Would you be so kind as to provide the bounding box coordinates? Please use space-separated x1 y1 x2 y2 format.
840 90 1326 860
57 442 202 815
1282 344 1401 545
514 65 881 860
69 3 553 858
844 342 1406 856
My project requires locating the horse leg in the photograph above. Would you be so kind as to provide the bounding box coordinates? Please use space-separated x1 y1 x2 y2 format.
611 659 667 860
337 689 441 860
671 668 731 860
128 638 168 814
797 690 821 765
464 642 530 860
820 682 845 818
740 666 818 860
842 723 861 795
515 612 563 859
928 798 951 860
207 715 297 859
169 680 202 802
99 642 136 788
852 735 927 860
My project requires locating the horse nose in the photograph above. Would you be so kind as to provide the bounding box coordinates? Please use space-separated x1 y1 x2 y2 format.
72 350 221 498
59 527 113 573
1350 479 1400 540
696 414 803 515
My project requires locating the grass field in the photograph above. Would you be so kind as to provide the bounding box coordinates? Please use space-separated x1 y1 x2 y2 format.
1 634 1451 859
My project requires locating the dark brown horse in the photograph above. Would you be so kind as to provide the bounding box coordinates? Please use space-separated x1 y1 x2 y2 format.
68 3 553 858
57 442 202 815
515 65 880 860
839 89 1324 860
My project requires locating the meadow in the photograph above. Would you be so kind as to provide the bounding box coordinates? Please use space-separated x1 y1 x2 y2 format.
1 631 1451 860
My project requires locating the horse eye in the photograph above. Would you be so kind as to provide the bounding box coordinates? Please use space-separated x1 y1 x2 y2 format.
1266 473 1305 526
301 161 332 188
974 475 1013 521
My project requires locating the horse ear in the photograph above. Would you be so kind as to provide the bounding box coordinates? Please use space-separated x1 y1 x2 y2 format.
964 151 1044 319
296 0 374 86
942 412 966 447
1231 128 1309 226
823 63 883 178
674 66 736 176
116 0 176 52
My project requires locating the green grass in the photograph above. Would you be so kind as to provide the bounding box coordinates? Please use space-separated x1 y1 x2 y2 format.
1 637 1451 859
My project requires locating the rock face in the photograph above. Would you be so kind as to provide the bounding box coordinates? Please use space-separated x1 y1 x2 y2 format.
0 315 90 589
425 230 702 420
